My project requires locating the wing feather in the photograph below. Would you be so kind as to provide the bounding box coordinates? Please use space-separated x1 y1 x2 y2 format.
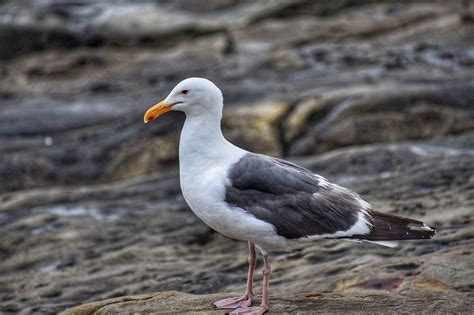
225 153 373 239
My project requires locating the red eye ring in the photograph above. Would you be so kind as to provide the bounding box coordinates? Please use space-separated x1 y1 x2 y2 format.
181 90 189 95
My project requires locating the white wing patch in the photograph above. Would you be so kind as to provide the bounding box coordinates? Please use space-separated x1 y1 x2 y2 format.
305 185 374 240
345 211 372 236
354 196 374 234
315 175 330 189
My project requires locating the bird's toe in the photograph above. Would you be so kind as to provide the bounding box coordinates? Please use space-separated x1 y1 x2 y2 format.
213 295 252 309
230 306 268 315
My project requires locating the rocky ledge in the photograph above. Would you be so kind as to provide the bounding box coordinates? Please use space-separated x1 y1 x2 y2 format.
1 133 473 314
61 290 471 314
0 1 473 314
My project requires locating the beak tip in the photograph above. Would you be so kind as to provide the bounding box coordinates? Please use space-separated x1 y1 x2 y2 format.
144 115 155 124
143 100 168 125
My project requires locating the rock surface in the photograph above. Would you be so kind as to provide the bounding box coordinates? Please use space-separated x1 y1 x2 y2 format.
2 133 473 314
0 0 473 314
60 290 472 314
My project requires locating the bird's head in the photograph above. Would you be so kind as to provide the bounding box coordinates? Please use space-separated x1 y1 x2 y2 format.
144 77 223 123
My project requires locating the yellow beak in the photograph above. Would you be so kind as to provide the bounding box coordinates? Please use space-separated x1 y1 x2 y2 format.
143 101 173 123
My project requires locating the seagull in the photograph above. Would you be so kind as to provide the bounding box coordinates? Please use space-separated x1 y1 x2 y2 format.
144 78 436 314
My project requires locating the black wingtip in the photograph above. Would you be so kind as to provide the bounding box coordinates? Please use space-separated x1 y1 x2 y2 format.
407 222 436 239
351 211 437 241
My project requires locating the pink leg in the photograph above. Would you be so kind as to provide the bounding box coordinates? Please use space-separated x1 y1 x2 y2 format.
213 242 257 309
230 254 271 315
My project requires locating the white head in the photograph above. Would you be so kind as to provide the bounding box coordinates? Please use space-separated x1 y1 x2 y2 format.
144 77 224 123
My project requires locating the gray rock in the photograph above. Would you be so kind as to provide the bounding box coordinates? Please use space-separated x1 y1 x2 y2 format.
60 290 472 314
1 134 473 314
286 83 474 156
0 1 473 314
0 0 297 59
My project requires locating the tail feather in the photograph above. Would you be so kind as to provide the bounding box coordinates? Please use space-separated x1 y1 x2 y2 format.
350 211 436 241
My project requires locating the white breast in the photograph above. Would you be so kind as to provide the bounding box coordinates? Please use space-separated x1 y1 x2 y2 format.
179 145 249 240
180 162 289 253
177 113 290 252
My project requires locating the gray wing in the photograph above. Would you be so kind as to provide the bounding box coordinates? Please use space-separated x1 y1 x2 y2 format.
225 153 372 239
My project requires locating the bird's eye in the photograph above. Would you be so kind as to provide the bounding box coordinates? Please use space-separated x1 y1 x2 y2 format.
181 90 189 95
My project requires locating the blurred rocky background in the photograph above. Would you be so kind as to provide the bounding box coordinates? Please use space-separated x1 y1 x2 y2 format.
0 0 473 314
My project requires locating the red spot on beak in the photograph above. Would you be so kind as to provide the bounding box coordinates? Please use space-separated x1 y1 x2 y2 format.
147 115 155 121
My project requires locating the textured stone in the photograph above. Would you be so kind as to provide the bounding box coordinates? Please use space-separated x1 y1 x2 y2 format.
223 101 289 156
1 134 473 314
61 290 472 314
286 83 474 155
0 1 473 314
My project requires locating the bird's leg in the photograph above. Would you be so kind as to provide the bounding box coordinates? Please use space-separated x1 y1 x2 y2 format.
244 242 257 300
230 254 271 315
213 242 256 309
261 255 271 312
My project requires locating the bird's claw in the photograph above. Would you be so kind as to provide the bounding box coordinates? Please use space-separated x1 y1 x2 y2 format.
213 295 252 309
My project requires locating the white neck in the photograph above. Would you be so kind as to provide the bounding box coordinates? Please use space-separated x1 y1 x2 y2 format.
179 111 245 174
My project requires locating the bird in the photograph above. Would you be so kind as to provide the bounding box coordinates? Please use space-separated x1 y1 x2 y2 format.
143 77 436 314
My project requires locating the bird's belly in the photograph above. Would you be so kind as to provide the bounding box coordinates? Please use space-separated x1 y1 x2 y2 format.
180 170 289 251
188 199 249 242
181 181 249 241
